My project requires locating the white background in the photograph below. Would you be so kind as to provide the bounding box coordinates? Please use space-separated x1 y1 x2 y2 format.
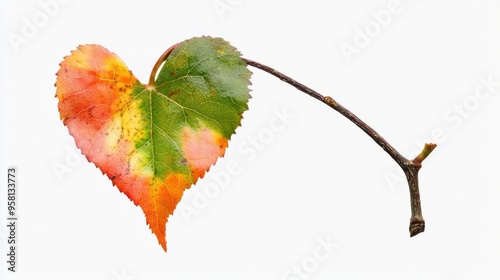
1 0 500 279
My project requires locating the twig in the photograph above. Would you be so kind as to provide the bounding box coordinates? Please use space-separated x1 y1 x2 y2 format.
242 57 435 237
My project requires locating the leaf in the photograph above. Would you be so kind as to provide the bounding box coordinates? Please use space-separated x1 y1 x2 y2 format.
55 37 251 251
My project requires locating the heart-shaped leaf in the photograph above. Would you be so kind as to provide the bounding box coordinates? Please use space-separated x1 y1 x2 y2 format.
55 37 251 251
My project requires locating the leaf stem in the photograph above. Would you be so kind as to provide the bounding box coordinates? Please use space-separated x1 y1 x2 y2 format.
242 57 435 237
148 43 181 87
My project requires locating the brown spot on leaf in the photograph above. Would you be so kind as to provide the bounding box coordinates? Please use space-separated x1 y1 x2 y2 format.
168 90 180 97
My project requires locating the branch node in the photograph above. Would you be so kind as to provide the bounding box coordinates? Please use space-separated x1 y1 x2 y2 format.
323 96 337 107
